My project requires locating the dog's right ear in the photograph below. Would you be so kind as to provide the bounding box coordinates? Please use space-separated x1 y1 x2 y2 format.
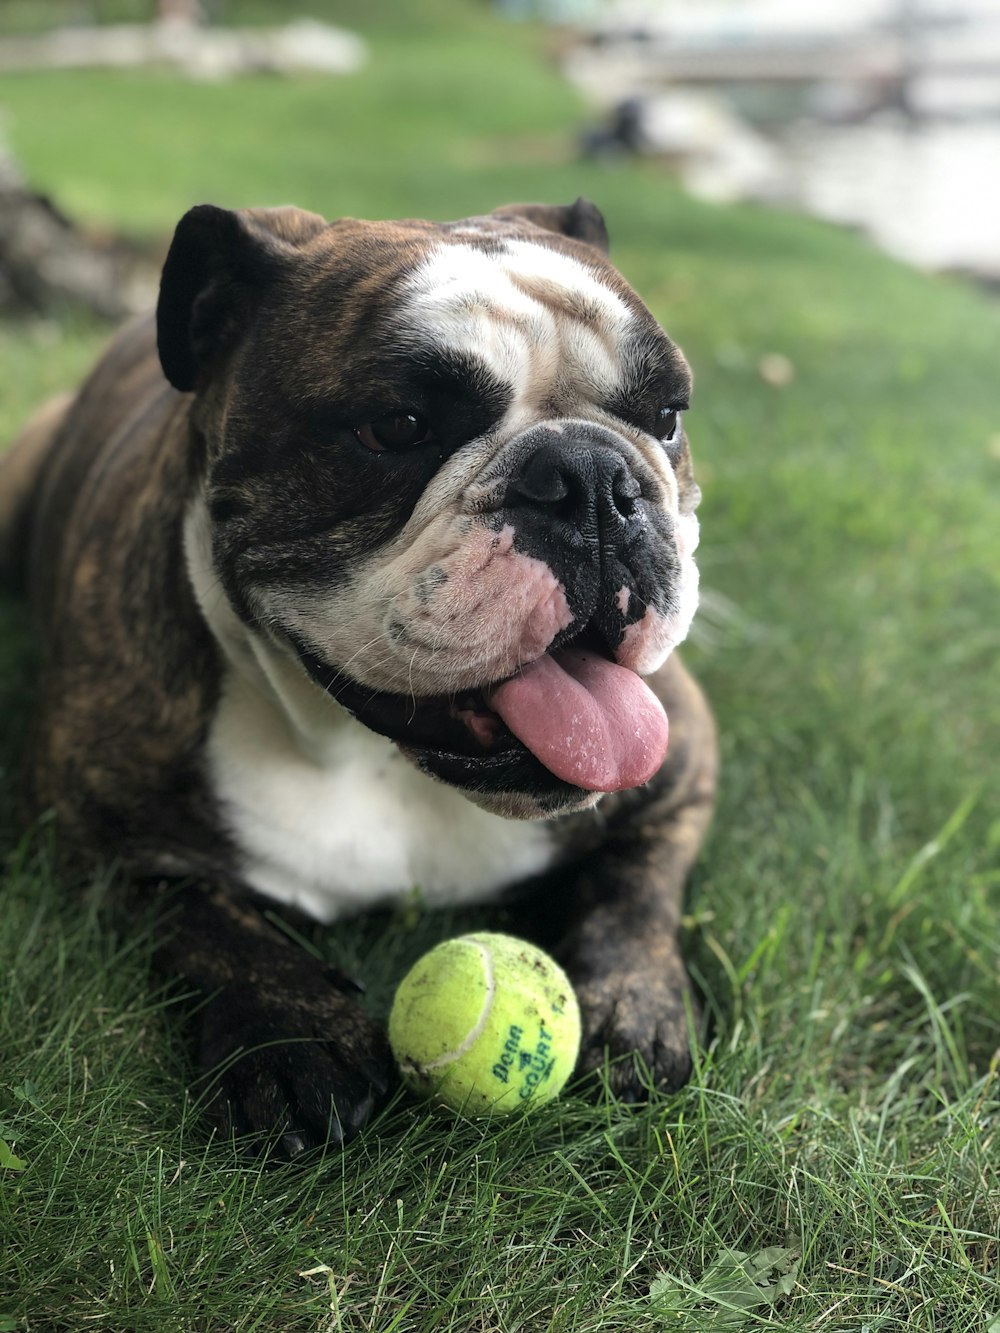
489 198 611 255
157 204 326 392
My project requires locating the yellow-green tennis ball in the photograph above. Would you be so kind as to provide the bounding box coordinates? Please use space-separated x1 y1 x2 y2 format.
388 932 581 1117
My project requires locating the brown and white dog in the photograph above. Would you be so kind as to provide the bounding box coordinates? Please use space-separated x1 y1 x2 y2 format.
0 199 717 1153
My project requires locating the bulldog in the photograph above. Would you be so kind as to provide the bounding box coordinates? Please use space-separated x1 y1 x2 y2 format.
0 198 717 1153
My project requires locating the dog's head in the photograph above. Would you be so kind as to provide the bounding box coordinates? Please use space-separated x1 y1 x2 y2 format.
159 200 700 819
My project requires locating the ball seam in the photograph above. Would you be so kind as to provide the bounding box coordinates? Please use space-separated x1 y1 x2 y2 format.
408 936 496 1074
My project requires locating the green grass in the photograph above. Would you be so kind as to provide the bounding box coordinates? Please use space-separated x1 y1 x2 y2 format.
2 4 1000 1330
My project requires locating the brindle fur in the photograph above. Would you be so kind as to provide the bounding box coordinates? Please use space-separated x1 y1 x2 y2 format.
0 201 718 1152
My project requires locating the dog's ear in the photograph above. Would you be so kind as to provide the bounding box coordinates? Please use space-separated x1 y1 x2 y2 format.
489 197 610 255
156 204 327 392
238 205 330 250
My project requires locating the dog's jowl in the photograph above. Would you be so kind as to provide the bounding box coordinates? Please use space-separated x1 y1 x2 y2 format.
0 198 717 1152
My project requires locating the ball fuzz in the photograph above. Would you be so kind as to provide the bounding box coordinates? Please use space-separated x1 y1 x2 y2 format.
388 933 581 1117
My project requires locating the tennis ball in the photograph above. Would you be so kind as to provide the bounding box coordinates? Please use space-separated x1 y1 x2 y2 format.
388 932 581 1117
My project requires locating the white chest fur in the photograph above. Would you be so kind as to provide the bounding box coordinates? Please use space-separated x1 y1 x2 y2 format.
205 674 558 922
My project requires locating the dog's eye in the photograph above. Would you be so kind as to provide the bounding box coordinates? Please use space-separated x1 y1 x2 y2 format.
657 406 683 443
355 412 433 453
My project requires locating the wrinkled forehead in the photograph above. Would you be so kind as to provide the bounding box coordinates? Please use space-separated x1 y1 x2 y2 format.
395 237 644 403
404 238 634 333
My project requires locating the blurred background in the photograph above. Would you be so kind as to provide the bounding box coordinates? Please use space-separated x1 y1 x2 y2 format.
2 0 999 320
574 0 1000 283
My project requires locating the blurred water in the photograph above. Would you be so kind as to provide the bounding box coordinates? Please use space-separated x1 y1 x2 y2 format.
778 116 1000 278
567 0 1000 279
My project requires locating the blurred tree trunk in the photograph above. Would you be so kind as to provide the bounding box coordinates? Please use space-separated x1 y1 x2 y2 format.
0 152 144 318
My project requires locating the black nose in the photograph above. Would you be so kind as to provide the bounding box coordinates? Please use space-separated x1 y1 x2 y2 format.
506 442 641 544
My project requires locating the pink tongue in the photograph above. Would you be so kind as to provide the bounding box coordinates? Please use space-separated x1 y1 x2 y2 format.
488 647 669 792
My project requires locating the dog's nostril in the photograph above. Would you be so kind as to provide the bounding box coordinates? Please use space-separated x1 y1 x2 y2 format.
612 470 640 518
511 449 571 506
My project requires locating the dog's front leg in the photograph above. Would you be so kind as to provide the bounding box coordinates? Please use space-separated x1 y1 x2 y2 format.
150 881 396 1154
552 655 718 1099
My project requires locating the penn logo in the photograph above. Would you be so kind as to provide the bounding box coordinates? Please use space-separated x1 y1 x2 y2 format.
491 1024 524 1085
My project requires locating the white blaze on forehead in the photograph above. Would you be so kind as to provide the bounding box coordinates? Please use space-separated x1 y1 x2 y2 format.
402 240 634 408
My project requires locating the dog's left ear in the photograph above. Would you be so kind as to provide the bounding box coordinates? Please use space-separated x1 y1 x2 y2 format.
489 197 610 255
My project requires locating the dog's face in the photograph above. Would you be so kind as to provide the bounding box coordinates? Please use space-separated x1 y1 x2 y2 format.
160 200 700 818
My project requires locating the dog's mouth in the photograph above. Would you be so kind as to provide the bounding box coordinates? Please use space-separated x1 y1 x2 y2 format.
290 624 669 799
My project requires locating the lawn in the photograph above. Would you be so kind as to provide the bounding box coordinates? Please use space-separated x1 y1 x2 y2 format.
1 3 999 1330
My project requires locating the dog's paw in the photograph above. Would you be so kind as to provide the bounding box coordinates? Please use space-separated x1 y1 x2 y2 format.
195 980 396 1155
566 948 697 1101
